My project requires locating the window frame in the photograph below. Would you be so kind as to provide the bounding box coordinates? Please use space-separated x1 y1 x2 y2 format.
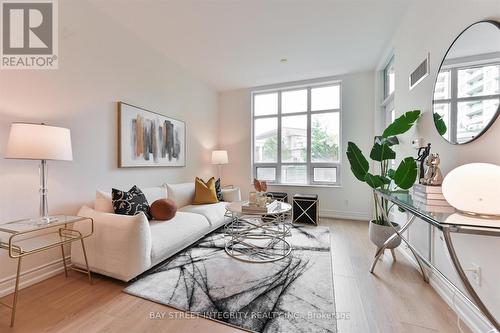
251 81 342 186
381 56 395 130
383 55 395 100
434 60 500 143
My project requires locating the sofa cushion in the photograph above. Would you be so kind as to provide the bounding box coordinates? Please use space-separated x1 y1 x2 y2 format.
166 182 195 208
141 186 168 203
221 188 241 202
95 190 113 213
179 202 229 229
149 212 210 265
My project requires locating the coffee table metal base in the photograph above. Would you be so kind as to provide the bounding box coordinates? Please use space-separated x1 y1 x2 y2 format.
225 214 292 263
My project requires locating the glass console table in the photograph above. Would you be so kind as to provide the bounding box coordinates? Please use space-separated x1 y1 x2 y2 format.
372 189 500 331
0 216 93 327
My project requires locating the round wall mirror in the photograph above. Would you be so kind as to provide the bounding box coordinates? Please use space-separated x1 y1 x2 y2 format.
432 20 500 144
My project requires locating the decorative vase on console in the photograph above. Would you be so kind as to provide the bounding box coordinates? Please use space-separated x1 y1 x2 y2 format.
253 178 268 207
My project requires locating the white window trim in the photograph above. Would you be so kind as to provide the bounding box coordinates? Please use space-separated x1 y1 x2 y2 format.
381 55 396 129
251 81 342 186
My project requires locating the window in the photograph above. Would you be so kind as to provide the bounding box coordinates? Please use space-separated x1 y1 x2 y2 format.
382 56 395 128
433 63 500 143
381 56 396 169
383 56 395 99
252 82 341 186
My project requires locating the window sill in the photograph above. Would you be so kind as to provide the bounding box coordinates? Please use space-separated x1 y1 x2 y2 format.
266 183 342 189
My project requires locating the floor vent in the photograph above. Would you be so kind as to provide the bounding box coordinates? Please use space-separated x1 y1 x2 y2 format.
409 53 430 90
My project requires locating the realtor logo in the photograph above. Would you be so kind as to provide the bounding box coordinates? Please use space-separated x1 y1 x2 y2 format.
1 0 58 69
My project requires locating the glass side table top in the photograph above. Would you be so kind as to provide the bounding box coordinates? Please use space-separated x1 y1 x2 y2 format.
0 215 87 234
376 189 500 230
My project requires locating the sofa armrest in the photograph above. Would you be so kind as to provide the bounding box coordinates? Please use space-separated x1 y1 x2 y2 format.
71 205 152 281
221 187 241 202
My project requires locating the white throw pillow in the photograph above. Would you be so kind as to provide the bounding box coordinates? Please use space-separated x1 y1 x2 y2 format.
95 190 113 213
166 182 195 208
141 186 168 204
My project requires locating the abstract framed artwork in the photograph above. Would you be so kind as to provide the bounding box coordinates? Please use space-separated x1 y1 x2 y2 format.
118 102 186 167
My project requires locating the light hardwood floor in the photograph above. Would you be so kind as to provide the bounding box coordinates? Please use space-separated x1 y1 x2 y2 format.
0 219 471 333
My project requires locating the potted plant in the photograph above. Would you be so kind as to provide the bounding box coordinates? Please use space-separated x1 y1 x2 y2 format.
346 110 421 249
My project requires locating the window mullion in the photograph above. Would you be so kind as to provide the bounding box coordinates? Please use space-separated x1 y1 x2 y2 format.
306 87 312 184
277 91 282 184
450 67 458 143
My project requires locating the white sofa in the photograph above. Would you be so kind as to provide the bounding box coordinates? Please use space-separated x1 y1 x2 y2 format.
71 182 241 281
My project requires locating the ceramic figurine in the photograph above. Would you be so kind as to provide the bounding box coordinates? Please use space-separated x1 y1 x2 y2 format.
421 153 444 186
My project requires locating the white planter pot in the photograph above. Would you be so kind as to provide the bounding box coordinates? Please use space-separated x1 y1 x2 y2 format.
368 220 402 249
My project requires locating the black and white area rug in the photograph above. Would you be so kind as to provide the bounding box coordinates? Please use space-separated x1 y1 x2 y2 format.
124 225 336 333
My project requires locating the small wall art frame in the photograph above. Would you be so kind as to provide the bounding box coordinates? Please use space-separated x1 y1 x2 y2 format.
118 102 186 168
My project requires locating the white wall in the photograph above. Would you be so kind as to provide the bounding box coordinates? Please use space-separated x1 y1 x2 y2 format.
218 71 375 221
376 0 500 330
0 0 218 294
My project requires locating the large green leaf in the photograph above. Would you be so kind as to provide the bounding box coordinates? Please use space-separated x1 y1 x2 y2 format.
364 172 385 189
374 135 399 146
370 142 396 161
346 142 369 182
382 110 421 138
394 157 418 189
381 176 391 185
433 112 447 136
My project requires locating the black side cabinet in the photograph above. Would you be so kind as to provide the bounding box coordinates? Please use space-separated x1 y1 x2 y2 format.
292 194 319 225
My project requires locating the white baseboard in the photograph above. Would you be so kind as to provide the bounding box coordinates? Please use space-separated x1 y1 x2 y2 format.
0 256 69 298
396 247 495 333
320 209 370 221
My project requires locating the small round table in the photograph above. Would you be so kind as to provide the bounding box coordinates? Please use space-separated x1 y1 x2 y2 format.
224 201 292 263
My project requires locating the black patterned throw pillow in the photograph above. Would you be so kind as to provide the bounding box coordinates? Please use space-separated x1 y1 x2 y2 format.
112 185 153 220
215 178 223 202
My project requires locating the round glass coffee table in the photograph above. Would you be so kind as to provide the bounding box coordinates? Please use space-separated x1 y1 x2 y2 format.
224 201 292 263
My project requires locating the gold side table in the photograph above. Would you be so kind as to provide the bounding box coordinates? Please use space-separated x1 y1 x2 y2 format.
0 215 93 327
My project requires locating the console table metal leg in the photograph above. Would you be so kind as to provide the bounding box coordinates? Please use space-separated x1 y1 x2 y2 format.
442 226 499 331
61 244 68 278
80 239 92 285
10 257 22 327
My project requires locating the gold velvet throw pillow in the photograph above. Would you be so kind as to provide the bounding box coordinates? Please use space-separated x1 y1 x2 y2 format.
193 177 219 205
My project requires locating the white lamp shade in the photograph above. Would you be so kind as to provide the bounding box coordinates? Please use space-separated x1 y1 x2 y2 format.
5 123 73 161
211 150 228 164
442 163 500 216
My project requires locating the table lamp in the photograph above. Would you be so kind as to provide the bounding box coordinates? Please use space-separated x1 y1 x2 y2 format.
211 150 228 180
442 163 500 217
5 123 73 223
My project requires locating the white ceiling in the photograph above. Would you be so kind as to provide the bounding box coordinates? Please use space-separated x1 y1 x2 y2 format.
90 0 410 91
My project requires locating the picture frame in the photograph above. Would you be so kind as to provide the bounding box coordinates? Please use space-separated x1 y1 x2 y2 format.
118 102 186 168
